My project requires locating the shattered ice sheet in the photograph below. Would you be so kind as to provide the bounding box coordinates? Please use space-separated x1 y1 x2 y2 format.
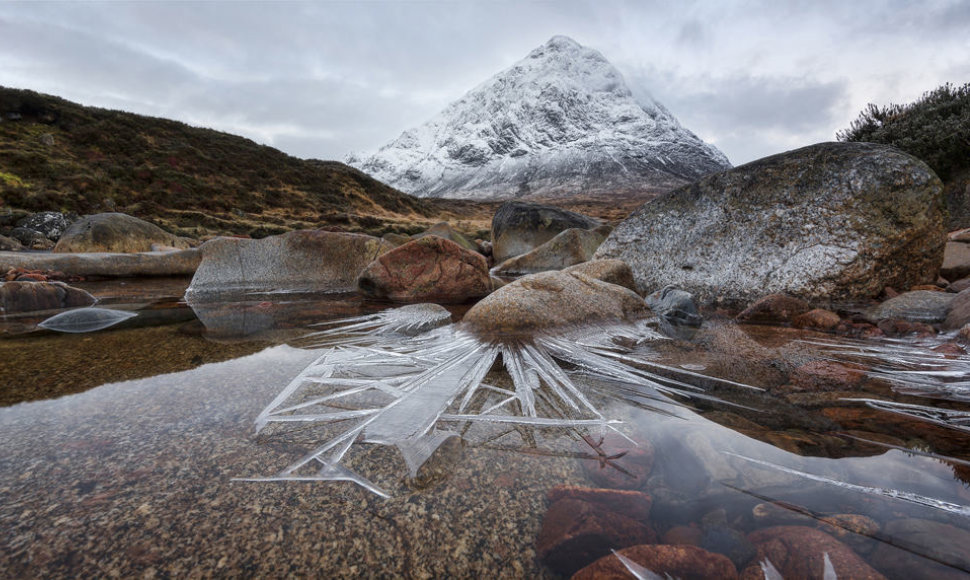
238 305 754 496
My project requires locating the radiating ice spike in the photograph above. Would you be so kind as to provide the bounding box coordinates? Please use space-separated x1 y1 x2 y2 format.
727 452 970 518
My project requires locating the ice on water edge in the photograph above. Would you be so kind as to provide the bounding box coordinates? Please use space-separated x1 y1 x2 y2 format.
239 304 756 496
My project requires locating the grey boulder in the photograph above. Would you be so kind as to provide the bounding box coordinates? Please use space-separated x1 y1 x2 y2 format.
491 201 600 263
595 142 947 305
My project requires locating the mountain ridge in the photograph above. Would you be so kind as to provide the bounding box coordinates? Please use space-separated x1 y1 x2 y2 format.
349 35 731 200
0 86 442 238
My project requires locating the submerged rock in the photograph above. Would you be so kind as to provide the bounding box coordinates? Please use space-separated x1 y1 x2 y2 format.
356 235 490 303
493 226 610 275
571 544 739 580
54 213 192 253
460 270 649 336
0 281 96 314
869 518 970 580
741 526 887 580
737 294 811 325
537 497 656 577
186 230 391 299
491 201 600 263
595 142 946 304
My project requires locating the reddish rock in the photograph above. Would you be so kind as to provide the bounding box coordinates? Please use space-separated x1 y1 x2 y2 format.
743 526 886 579
571 544 739 580
356 235 490 303
662 525 704 547
737 294 811 325
876 318 937 337
547 486 653 522
817 514 880 555
870 518 970 580
789 360 867 392
582 434 654 490
537 498 656 577
792 308 842 331
0 281 96 314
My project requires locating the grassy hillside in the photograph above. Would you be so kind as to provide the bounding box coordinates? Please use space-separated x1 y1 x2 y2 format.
0 87 456 238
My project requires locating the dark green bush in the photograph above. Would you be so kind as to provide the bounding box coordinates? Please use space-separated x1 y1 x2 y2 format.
837 82 970 181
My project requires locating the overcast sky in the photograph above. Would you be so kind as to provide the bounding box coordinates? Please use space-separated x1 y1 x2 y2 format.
2 0 968 166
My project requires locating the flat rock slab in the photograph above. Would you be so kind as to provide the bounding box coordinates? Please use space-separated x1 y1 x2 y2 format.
0 249 200 278
186 230 392 300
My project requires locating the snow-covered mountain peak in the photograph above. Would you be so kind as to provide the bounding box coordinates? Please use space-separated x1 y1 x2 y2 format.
348 36 731 200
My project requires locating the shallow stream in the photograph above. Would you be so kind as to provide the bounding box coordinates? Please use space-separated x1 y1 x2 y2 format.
1 278 969 578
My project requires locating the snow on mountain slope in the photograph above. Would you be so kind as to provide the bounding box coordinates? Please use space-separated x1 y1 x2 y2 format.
347 35 731 200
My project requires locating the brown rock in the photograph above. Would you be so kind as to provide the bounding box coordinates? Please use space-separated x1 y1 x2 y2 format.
950 228 970 242
960 324 970 342
460 270 649 337
537 498 656 577
491 201 600 263
876 318 937 337
793 308 842 331
817 514 880 555
737 294 811 325
571 544 739 580
788 360 866 392
941 241 970 281
943 288 970 330
0 281 96 314
662 525 705 547
414 222 478 252
547 485 653 522
0 234 23 251
583 434 654 490
910 284 945 291
743 526 886 579
493 227 609 275
947 277 970 293
870 518 970 580
562 259 638 293
54 213 192 253
356 235 490 303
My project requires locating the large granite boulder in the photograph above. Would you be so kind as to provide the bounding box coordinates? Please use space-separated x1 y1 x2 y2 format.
493 226 611 275
491 201 600 263
461 269 649 336
356 235 490 303
595 142 947 305
54 213 192 253
0 281 96 314
186 229 392 300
